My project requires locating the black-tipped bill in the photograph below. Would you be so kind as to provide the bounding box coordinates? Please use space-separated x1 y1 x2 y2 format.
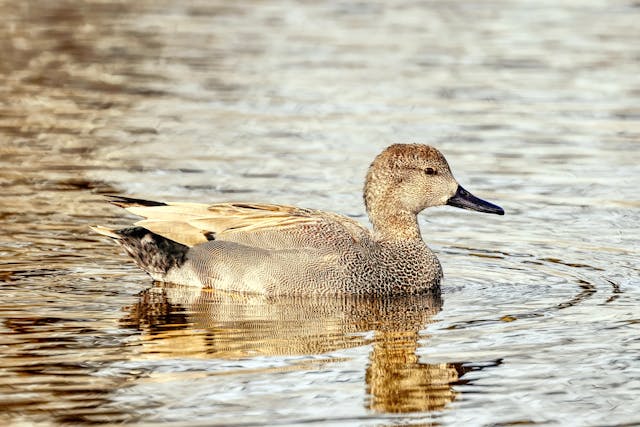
447 185 504 215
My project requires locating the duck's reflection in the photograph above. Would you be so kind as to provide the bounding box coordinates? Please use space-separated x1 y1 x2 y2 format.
122 284 467 413
365 329 461 413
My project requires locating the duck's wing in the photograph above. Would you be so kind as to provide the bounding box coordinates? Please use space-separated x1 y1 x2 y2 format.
106 196 370 249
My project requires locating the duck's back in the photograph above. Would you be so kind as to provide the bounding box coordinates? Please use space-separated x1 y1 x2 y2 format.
96 197 442 295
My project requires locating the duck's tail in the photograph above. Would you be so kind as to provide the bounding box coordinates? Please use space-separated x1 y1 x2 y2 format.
90 225 122 239
91 225 188 279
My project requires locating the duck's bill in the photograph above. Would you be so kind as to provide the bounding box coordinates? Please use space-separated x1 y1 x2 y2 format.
447 185 504 215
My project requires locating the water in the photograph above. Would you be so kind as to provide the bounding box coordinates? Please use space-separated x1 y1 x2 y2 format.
1 0 639 425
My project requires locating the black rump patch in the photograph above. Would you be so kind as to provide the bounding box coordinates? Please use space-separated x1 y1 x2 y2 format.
116 227 188 274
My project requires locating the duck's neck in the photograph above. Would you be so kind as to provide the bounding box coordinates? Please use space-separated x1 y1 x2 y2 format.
369 209 423 241
363 166 425 241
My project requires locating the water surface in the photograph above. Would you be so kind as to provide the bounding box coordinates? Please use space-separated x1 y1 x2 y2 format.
1 1 639 425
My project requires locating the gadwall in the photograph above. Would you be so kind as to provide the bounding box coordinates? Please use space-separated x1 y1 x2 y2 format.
92 144 504 295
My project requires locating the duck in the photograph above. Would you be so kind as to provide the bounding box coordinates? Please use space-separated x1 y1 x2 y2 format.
92 144 504 295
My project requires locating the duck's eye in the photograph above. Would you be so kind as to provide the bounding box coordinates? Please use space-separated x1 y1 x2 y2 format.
424 167 437 175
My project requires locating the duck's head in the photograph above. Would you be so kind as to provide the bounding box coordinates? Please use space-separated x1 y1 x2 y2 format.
364 144 503 234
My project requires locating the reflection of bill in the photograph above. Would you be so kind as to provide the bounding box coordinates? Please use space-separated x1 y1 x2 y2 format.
121 284 475 413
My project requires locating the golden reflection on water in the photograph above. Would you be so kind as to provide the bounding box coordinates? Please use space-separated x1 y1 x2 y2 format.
122 285 462 413
366 330 460 413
